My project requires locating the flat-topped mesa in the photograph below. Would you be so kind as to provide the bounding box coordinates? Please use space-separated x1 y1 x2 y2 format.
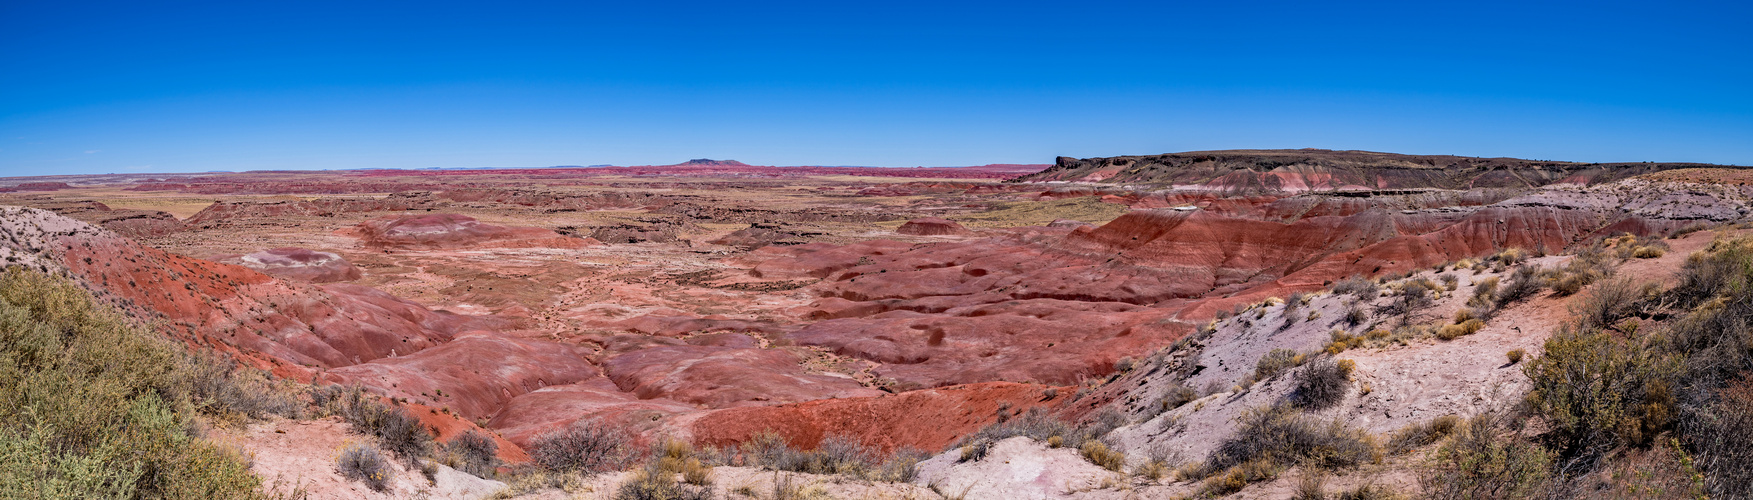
1017 149 1726 193
350 213 596 250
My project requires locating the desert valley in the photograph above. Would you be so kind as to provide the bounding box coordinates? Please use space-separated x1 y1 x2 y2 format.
5 149 1753 499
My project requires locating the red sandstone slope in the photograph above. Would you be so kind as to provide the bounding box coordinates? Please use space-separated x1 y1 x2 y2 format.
1019 149 1726 190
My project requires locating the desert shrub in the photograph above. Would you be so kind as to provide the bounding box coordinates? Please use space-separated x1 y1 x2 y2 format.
1469 276 1500 308
1668 237 1753 308
530 419 634 473
181 351 304 422
1344 303 1370 326
747 431 922 482
614 465 712 500
336 442 392 492
1569 277 1647 330
1113 356 1135 372
1505 349 1525 364
441 430 499 478
1377 279 1437 325
0 268 262 499
1290 359 1352 410
1332 276 1379 297
954 407 1120 468
1201 405 1378 477
1418 413 1552 500
1080 441 1126 472
1548 245 1618 296
1685 376 1753 498
1524 326 1682 453
1252 348 1306 382
1438 273 1459 291
1495 265 1545 305
327 387 432 461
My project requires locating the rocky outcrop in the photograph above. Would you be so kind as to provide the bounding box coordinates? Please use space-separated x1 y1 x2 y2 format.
601 345 883 407
1018 149 1726 193
895 217 970 236
352 213 592 250
219 247 361 283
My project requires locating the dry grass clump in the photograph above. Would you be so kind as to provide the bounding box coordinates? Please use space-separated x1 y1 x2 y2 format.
1491 247 1529 266
529 419 635 473
1079 441 1126 472
1505 349 1525 364
336 442 393 492
1332 276 1380 297
1385 415 1460 455
1435 319 1484 341
1250 348 1308 384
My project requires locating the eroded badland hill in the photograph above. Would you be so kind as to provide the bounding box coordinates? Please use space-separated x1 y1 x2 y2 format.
5 151 1753 499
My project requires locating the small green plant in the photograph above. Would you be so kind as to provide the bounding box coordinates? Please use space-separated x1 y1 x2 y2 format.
1417 413 1552 500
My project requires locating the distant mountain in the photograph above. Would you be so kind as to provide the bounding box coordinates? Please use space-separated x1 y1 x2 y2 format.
672 159 752 168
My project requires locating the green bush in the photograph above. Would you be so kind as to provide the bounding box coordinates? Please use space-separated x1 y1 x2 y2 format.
0 267 264 499
1523 327 1682 452
1418 413 1552 500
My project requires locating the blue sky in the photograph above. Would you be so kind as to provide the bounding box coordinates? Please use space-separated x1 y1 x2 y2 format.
1 1 1749 176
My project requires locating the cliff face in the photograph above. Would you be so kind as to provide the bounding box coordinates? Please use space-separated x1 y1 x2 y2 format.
1016 149 1726 193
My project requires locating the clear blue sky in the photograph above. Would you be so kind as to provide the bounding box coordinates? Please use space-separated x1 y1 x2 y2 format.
2 1 1749 176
